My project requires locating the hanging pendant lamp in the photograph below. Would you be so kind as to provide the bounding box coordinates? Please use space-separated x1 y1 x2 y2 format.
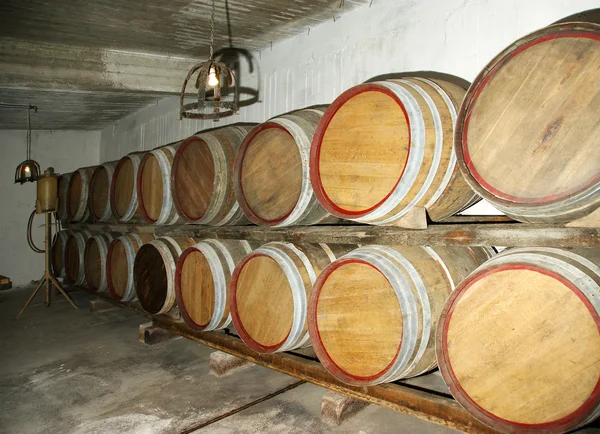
15 105 41 184
180 0 239 120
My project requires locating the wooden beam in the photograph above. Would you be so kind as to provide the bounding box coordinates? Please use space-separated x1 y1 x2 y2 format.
88 291 496 433
156 223 599 248
67 221 600 248
152 313 499 433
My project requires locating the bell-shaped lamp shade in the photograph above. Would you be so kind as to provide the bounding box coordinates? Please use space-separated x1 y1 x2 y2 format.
15 159 41 184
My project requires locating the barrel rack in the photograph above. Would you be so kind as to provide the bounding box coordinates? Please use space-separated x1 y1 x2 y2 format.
66 217 600 434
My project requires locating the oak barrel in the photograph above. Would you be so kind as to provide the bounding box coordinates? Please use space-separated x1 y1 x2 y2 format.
89 161 118 222
107 233 154 302
110 152 145 222
137 145 181 225
234 108 335 226
84 232 120 292
64 230 94 285
51 229 71 277
437 247 600 433
134 236 197 314
56 173 72 222
171 125 255 225
310 78 479 225
455 22 600 223
67 166 97 221
230 242 353 353
175 239 255 331
307 245 494 385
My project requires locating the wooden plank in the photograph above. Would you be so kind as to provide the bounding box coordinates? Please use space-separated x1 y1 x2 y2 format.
158 224 599 248
88 291 496 433
67 222 600 247
152 314 499 434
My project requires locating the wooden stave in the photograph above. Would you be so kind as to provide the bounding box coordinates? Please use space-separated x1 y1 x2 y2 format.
234 108 335 227
436 247 600 433
413 78 481 220
453 22 600 224
175 239 255 332
309 78 477 225
89 161 119 223
133 236 196 315
136 145 182 225
106 232 154 302
171 125 255 226
229 242 353 353
110 152 146 222
56 173 72 223
84 232 120 292
67 166 96 222
51 229 71 277
307 244 493 386
64 230 94 285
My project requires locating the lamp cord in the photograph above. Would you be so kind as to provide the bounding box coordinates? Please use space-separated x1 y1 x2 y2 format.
225 0 233 47
209 0 216 60
26 108 31 160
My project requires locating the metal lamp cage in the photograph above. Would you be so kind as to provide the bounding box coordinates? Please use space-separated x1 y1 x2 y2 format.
180 60 239 120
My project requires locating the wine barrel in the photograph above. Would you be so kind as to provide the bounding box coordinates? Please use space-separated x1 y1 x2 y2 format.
84 232 120 292
67 166 96 221
107 233 154 302
437 247 600 433
110 152 145 222
134 236 197 314
307 245 494 385
310 78 479 225
455 22 600 224
234 108 335 226
171 125 255 225
56 173 72 222
175 239 255 331
229 242 353 353
137 145 181 225
89 161 118 222
64 230 94 285
51 229 71 277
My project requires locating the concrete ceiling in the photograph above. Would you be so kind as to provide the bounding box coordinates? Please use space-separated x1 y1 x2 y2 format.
0 0 369 130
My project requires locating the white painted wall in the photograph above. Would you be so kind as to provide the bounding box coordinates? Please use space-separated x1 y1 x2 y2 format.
0 130 100 287
99 0 599 213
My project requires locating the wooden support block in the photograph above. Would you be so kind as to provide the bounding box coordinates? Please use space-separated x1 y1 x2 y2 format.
566 207 600 228
391 206 428 230
89 299 118 314
321 391 369 427
138 321 181 346
209 350 255 377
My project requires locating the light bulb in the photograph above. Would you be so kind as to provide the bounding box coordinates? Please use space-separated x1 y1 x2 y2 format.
207 66 219 87
24 165 31 175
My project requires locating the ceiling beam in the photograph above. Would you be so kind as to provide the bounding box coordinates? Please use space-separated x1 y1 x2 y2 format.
0 38 200 95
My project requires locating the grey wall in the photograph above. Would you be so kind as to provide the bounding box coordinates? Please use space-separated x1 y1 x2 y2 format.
0 130 100 287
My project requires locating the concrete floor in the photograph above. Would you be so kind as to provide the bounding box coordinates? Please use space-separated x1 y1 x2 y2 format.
0 286 458 434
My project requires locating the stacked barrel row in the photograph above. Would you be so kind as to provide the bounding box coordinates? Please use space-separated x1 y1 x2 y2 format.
56 78 484 228
55 227 494 381
60 24 600 228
